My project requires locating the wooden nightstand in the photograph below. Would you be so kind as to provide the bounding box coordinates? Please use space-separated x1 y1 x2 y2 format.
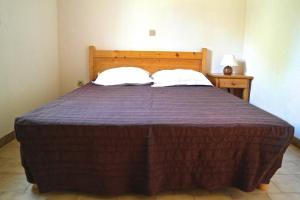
207 73 254 102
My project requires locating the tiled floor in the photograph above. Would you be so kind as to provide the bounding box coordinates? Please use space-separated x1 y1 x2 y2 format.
1 140 300 200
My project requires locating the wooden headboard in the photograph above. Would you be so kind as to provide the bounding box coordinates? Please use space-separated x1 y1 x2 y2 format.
89 46 208 81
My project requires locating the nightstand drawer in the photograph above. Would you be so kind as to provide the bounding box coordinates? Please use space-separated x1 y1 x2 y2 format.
207 73 253 101
219 79 248 88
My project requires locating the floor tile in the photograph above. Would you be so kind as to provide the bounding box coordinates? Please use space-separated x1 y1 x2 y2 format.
157 192 193 200
268 193 300 200
4 140 20 149
283 146 300 162
0 146 20 159
117 194 156 200
272 174 300 192
0 158 24 174
78 194 117 200
0 174 29 193
195 194 232 200
236 193 270 200
0 191 47 200
46 193 79 200
276 160 300 175
288 145 300 156
267 182 281 193
22 184 49 200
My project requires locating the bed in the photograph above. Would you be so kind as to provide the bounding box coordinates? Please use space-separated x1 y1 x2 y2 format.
14 46 294 195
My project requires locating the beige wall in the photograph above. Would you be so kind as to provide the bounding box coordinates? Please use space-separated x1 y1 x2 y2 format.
0 0 60 138
244 0 300 137
58 0 246 93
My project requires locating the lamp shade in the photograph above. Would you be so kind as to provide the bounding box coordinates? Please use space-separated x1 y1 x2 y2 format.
220 55 239 67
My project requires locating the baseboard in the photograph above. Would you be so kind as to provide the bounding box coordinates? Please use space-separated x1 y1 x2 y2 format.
292 137 300 149
0 131 16 149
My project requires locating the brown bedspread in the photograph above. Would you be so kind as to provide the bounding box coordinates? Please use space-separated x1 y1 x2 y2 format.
15 84 294 195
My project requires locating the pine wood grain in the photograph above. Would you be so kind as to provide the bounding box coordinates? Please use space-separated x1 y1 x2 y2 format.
88 46 208 81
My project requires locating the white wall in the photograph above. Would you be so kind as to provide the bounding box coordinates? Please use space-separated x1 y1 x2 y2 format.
0 0 60 138
244 0 300 138
58 0 246 93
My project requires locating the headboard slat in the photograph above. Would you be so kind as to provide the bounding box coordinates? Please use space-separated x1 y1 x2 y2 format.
89 46 208 81
93 50 203 60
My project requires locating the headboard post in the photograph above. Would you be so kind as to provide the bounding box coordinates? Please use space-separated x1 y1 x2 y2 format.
89 46 96 80
201 48 208 75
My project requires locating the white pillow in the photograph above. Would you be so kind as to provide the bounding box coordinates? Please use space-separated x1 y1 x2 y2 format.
93 67 153 86
151 69 212 87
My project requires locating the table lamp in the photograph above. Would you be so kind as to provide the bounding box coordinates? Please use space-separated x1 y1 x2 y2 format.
220 55 238 75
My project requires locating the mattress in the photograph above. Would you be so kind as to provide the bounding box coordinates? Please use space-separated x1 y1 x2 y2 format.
15 84 294 195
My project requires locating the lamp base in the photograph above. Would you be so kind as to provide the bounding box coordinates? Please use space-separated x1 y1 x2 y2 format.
223 66 233 75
